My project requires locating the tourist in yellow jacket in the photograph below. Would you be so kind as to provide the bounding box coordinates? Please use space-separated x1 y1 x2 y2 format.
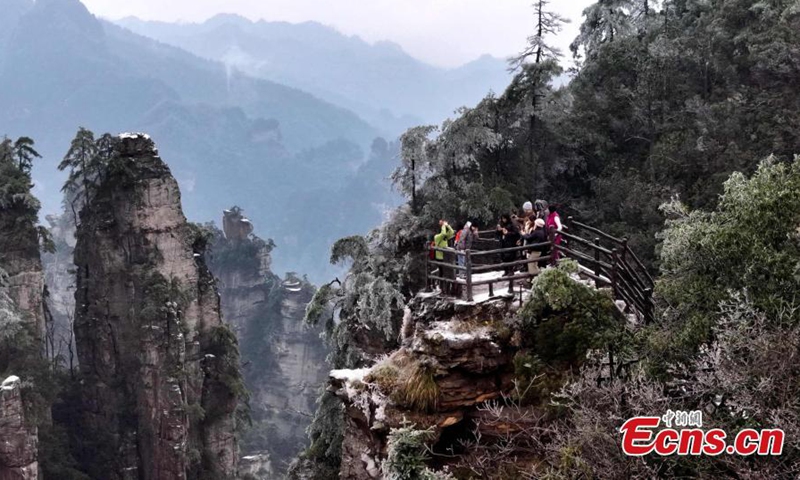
434 220 454 260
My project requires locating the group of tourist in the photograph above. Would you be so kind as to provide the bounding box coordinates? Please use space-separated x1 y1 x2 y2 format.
429 200 563 292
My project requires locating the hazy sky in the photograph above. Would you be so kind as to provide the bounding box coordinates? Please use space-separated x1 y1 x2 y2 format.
80 0 595 68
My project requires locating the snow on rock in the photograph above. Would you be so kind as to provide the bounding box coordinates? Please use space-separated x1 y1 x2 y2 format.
118 132 151 140
423 321 492 342
416 290 441 299
453 289 514 306
1 376 20 391
412 320 508 375
455 270 506 285
330 368 371 383
578 264 610 285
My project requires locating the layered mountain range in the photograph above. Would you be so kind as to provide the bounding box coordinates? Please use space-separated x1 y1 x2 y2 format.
0 0 510 282
116 14 512 134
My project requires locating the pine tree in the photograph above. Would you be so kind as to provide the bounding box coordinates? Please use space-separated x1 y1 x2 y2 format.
58 127 107 220
509 0 569 70
12 137 40 175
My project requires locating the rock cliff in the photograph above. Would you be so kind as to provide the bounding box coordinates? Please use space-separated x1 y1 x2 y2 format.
329 295 519 479
0 137 46 480
0 187 45 343
207 218 328 476
0 376 38 480
71 134 242 480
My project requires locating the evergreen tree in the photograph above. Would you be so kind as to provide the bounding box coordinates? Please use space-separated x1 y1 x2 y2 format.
509 0 569 70
12 137 40 175
570 0 633 58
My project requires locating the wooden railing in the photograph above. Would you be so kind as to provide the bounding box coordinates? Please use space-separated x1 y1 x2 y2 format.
425 219 655 324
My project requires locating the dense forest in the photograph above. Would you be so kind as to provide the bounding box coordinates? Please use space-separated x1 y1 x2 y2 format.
291 0 800 478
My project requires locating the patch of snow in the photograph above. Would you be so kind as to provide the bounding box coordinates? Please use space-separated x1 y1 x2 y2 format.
118 132 151 140
372 391 387 423
455 270 507 285
579 264 610 284
330 368 370 383
453 289 514 306
425 321 491 341
416 290 441 299
1 376 20 391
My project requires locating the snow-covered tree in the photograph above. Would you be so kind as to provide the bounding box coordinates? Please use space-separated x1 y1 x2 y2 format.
509 0 569 70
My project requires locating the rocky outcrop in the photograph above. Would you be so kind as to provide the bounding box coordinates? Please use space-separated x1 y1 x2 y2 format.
208 220 328 476
222 208 255 242
71 134 241 480
329 294 520 480
0 201 45 342
0 376 38 480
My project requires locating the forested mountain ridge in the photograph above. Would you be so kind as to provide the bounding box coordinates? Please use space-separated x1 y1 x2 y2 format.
115 14 513 136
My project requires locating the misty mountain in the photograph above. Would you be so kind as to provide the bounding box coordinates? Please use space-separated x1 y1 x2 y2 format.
0 0 398 280
116 14 514 136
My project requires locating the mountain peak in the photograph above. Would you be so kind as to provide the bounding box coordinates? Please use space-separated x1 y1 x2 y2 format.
205 13 252 27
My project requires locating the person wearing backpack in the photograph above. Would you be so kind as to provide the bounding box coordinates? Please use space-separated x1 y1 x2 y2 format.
455 221 474 278
521 218 550 275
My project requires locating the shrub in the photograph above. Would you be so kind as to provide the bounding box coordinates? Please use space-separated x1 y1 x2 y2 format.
391 359 440 412
519 261 625 369
384 425 455 480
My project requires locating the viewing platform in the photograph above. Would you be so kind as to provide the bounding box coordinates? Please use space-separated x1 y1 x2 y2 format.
425 217 655 324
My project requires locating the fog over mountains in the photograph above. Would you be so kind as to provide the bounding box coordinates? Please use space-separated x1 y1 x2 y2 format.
0 0 512 280
116 14 513 136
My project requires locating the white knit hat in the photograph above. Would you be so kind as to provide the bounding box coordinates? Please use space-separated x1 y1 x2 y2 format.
523 201 533 211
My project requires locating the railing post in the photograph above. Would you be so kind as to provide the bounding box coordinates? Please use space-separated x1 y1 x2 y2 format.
643 287 653 325
593 237 601 277
611 248 619 299
465 250 473 302
425 251 431 292
567 215 574 232
621 237 629 265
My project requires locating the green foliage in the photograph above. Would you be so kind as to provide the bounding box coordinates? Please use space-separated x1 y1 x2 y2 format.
385 425 454 480
39 422 91 480
10 137 41 175
205 324 249 404
0 136 41 225
58 128 120 217
520 261 622 365
655 158 800 362
291 390 345 480
330 235 370 267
